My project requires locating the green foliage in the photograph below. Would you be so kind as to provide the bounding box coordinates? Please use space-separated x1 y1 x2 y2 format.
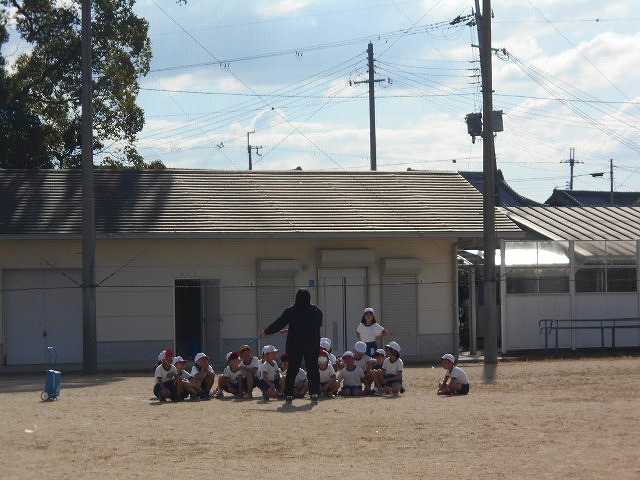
0 0 158 169
98 145 165 169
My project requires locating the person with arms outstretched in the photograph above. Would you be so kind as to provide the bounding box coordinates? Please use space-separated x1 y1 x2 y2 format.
261 289 322 404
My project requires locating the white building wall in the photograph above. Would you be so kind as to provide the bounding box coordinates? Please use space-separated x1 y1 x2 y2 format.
0 236 457 367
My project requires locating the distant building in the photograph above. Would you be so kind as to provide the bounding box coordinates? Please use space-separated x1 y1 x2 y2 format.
545 189 640 207
500 206 640 352
459 170 541 207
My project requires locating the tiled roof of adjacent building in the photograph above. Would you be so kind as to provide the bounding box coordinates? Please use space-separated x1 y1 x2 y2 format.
459 170 541 207
0 169 523 239
545 189 640 207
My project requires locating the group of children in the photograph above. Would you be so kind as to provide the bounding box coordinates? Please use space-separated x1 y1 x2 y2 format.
153 306 470 402
153 349 216 401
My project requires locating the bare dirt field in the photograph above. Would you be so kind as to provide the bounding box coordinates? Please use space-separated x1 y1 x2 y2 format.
1 356 639 480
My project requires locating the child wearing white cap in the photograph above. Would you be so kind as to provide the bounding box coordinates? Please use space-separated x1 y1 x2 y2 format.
317 349 339 397
173 355 200 400
257 345 282 401
438 353 469 395
356 307 390 357
320 337 340 370
213 351 242 399
378 341 404 395
369 348 387 394
190 352 216 399
353 341 375 394
336 351 365 396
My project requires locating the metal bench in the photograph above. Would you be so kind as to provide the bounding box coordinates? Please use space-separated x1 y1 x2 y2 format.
539 318 640 355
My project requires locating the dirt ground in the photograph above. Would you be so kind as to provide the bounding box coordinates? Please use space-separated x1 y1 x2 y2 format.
1 356 639 480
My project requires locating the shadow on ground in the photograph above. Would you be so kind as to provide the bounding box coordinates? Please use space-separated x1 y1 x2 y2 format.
0 374 132 393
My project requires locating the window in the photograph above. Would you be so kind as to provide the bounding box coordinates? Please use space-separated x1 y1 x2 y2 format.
538 267 570 293
575 268 605 292
607 268 637 292
575 267 637 293
506 267 537 294
506 267 569 294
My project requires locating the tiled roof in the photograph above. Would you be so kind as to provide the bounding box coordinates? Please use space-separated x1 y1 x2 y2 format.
0 169 523 238
459 170 541 207
545 189 640 207
504 206 640 240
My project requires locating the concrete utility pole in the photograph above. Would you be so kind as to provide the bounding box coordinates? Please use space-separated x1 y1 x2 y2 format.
247 130 262 170
609 158 614 205
81 0 97 373
367 43 377 171
352 42 385 170
475 0 498 381
561 147 581 190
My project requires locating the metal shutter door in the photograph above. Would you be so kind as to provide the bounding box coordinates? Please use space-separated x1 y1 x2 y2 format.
381 275 417 356
256 276 295 353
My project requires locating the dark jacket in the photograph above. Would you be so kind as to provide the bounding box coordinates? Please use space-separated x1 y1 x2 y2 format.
264 289 323 353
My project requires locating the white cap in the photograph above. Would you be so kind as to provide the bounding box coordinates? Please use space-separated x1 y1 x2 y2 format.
320 337 331 350
363 307 375 315
172 356 185 364
157 350 166 361
385 341 401 353
262 345 279 355
441 353 456 363
375 348 386 357
354 341 367 353
342 350 355 358
194 352 208 362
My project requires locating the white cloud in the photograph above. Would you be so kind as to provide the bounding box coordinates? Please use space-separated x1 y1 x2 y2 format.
157 73 199 91
254 0 319 17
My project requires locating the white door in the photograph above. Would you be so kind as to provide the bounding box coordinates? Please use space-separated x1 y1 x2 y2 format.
318 268 367 354
3 270 82 365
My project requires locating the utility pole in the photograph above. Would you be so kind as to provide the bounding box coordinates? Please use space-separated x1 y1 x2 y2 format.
561 147 581 190
475 0 498 381
351 42 385 170
609 158 614 205
246 131 262 170
81 0 97 373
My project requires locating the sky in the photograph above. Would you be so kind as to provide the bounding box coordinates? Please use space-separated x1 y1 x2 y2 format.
12 0 640 203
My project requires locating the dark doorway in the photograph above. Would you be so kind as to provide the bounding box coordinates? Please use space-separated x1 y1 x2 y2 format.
175 279 201 361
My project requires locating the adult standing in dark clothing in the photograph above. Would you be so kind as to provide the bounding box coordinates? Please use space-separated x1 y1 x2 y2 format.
261 289 322 404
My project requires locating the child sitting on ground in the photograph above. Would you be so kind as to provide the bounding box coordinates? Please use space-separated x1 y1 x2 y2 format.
320 337 341 371
153 349 180 402
369 348 386 393
317 349 339 397
336 350 365 397
380 341 404 395
173 355 199 400
237 344 260 399
438 353 470 395
353 341 375 394
213 351 242 398
190 352 216 399
279 353 308 398
257 345 281 401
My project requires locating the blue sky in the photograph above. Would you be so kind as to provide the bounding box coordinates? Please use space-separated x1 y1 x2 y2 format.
12 1 640 202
